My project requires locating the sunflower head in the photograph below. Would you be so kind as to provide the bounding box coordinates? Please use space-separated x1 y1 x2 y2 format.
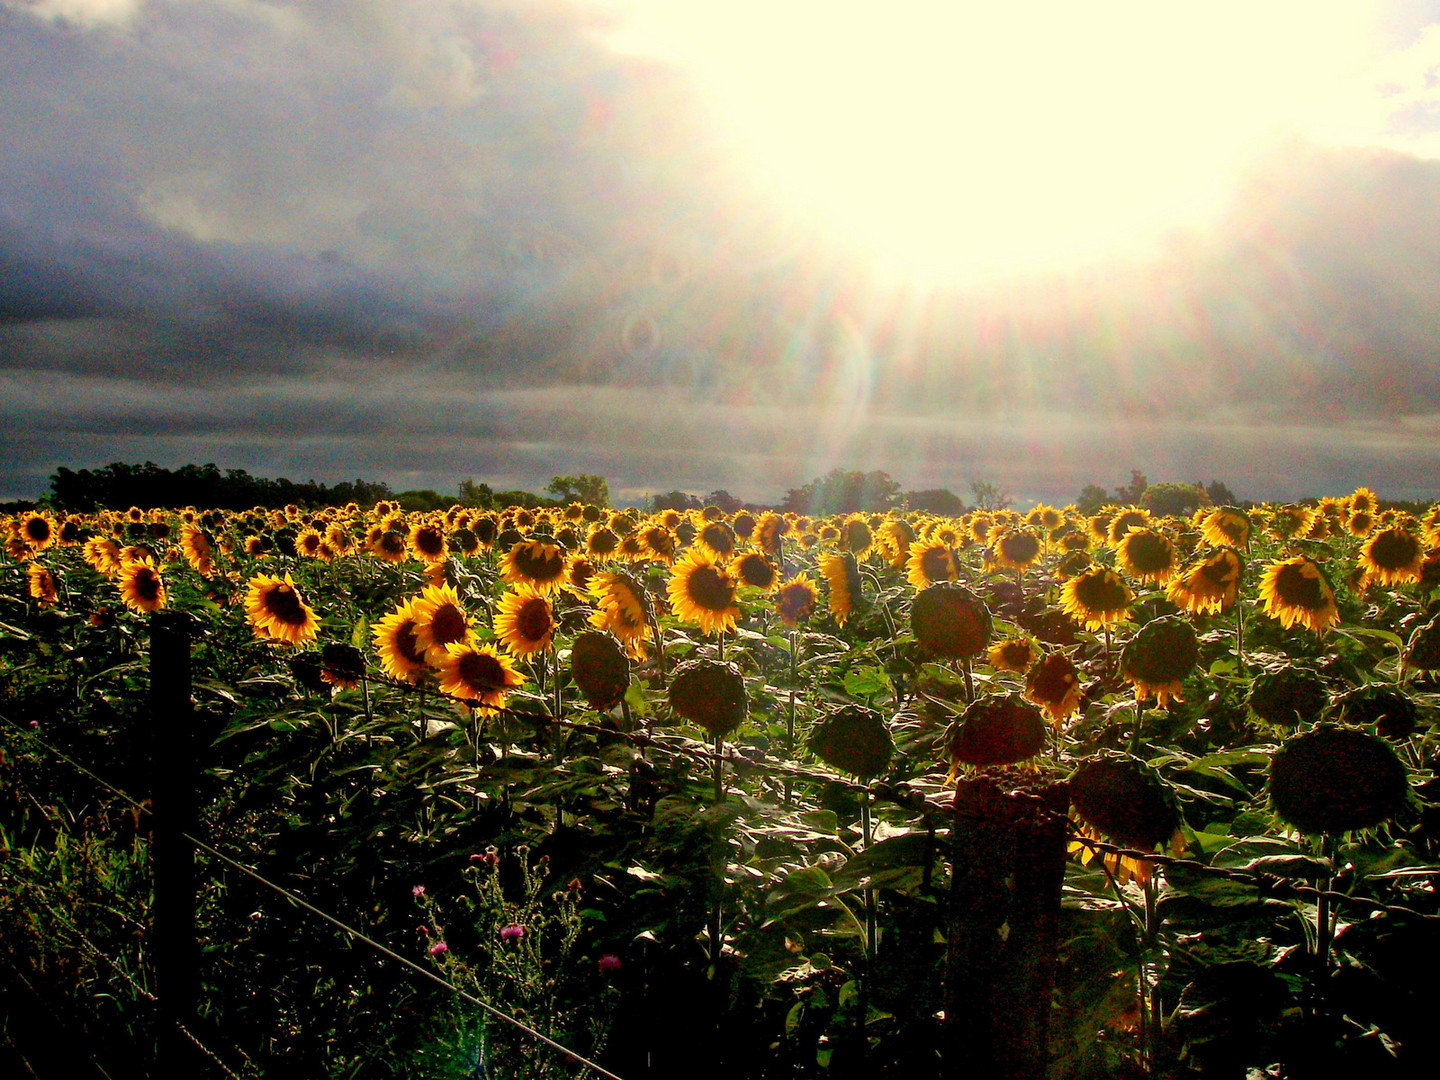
27 563 58 606
667 548 740 637
1330 685 1419 741
438 642 524 712
906 541 958 591
1269 725 1408 835
1166 546 1244 615
987 637 1036 673
1060 567 1135 631
493 587 556 657
947 692 1046 768
734 551 779 592
910 581 991 659
569 630 631 711
992 527 1043 572
1258 556 1339 634
1116 527 1177 585
1069 754 1179 852
373 599 430 683
809 705 894 779
1360 527 1424 586
1200 507 1251 549
245 572 319 646
502 539 569 594
818 551 864 628
775 574 819 628
1246 665 1328 727
1120 614 1199 707
1025 651 1084 727
668 658 747 738
119 557 167 614
320 643 366 689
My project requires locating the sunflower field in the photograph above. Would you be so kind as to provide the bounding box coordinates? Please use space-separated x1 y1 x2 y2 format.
3 491 1440 1078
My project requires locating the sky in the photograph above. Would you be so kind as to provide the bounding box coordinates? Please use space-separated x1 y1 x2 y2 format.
6 0 1440 508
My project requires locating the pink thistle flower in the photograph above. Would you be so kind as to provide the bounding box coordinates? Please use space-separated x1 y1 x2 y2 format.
598 953 622 973
499 924 525 942
429 941 449 957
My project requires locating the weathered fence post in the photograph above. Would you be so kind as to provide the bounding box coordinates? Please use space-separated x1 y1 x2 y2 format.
149 610 200 1072
943 775 1070 1080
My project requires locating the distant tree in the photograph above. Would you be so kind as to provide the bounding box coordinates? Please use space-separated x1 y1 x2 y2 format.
969 479 1012 512
1075 484 1110 516
783 469 901 515
47 461 391 511
1204 479 1238 506
458 479 494 509
652 490 702 512
1141 482 1209 518
547 474 610 506
397 489 448 512
1113 470 1148 505
705 490 745 515
494 489 546 509
904 488 965 516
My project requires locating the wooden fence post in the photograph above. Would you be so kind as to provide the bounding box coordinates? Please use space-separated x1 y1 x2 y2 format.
149 610 200 1072
943 775 1070 1080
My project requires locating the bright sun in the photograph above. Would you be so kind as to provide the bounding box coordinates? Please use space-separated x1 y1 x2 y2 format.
606 1 1378 284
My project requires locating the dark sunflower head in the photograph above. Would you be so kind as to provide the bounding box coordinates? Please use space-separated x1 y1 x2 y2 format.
1069 754 1179 851
809 705 894 779
668 658 747 738
910 581 992 659
947 692 1046 767
1269 725 1408 835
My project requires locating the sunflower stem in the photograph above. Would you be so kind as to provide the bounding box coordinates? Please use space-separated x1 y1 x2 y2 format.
1142 873 1163 1075
360 673 372 748
960 657 974 703
1234 601 1246 674
785 630 799 806
551 647 563 763
861 790 876 969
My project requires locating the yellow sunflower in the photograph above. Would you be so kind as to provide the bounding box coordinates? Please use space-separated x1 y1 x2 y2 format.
991 527 1043 573
1115 527 1177 585
1024 651 1083 727
179 525 216 577
437 642 524 712
586 524 621 561
501 539 569 594
412 582 475 662
493 587 556 658
695 520 738 560
733 551 779 592
1360 526 1424 586
408 521 449 564
1258 556 1340 633
1200 507 1251 549
1166 546 1244 615
840 515 874 560
988 637 1036 673
373 598 430 683
18 511 56 552
1107 507 1150 546
27 563 58 606
775 574 819 628
589 570 653 657
1060 566 1135 631
1265 504 1317 543
639 524 678 565
667 548 740 636
244 572 319 645
83 536 123 578
117 557 166 614
906 540 958 591
818 551 862 628
754 512 788 557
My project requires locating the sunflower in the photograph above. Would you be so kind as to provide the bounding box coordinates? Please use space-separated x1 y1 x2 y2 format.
1107 507 1150 546
371 529 410 564
906 540 958 591
667 548 740 636
1025 651 1083 727
877 518 916 568
734 551 779 592
639 524 678 565
179 525 216 577
1265 504 1317 543
1054 549 1093 581
988 637 1036 673
589 570 653 656
83 536 123 578
695 520 738 560
501 539 569 594
840 515 874 560
1115 527 1177 585
1165 546 1243 615
437 642 524 712
910 581 991 659
992 526 1043 573
1060 567 1135 631
586 525 621 560
114 557 166 614
493 587 556 658
1346 508 1376 538
1120 614 1199 708
373 598 430 683
412 582 475 661
18 511 56 552
319 643 366 690
27 563 58 606
775 574 819 627
245 572 319 645
753 512 788 557
409 522 449 564
567 555 599 596
1348 486 1378 517
1258 556 1340 633
1359 526 1424 586
1200 507 1251 549
818 551 863 628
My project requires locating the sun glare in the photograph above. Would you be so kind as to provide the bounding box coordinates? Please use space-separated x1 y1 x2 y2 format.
605 1 1378 284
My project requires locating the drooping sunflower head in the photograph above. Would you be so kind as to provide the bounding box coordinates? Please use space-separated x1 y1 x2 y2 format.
1120 614 1199 708
1200 506 1251 549
910 581 991 659
501 539 569 594
1247 665 1328 727
810 705 894 779
1330 685 1420 741
667 548 740 637
589 569 653 657
493 587 556 658
83 536 123 577
569 630 631 711
775 574 819 628
840 515 874 560
1054 549 1093 581
1359 526 1424 586
319 643 366 689
1165 546 1243 615
412 582 474 661
668 658 747 738
753 512 788 556
818 551 863 628
27 563 58 606
947 692 1046 769
1025 651 1084 727
1116 527 1177 585
245 572 318 645
1268 725 1408 835
1069 754 1179 852
437 642 524 712
1060 567 1135 631
1258 556 1339 634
